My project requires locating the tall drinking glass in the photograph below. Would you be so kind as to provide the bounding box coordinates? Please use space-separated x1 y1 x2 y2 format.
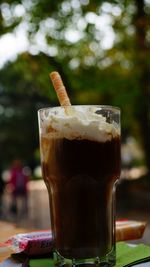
38 105 121 267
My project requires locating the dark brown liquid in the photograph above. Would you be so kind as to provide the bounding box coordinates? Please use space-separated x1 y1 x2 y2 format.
42 136 120 259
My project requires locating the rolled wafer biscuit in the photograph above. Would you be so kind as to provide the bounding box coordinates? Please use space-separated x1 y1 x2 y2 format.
116 220 147 242
50 71 71 106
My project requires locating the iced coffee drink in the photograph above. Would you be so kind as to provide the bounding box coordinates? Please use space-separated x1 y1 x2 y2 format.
38 105 120 266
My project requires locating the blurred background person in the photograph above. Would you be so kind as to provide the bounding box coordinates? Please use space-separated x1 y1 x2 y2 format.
0 167 5 218
9 159 29 218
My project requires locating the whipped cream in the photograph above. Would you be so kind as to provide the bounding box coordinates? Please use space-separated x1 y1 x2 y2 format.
40 106 120 142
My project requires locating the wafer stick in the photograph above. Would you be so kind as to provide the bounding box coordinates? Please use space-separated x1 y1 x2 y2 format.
49 71 71 107
116 220 146 241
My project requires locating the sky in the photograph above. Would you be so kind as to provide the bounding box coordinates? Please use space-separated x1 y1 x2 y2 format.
0 30 28 68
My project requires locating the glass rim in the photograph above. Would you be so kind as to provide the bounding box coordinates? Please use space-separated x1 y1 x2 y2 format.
38 105 120 113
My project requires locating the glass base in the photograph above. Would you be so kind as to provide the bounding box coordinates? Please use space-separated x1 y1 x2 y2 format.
53 248 116 267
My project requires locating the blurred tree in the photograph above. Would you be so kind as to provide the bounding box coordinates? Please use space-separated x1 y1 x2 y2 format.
133 0 150 172
0 0 149 172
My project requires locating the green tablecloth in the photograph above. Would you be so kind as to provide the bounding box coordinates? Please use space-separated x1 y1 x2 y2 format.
29 242 150 267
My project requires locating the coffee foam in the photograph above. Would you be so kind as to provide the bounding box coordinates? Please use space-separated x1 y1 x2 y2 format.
40 106 120 142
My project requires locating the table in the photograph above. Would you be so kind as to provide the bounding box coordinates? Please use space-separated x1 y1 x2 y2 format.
0 221 149 266
0 221 33 262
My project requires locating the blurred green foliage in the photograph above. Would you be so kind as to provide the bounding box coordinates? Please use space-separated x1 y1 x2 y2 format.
0 0 149 171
